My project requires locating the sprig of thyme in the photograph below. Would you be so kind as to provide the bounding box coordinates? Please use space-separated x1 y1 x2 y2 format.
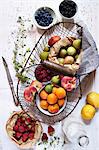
12 16 34 83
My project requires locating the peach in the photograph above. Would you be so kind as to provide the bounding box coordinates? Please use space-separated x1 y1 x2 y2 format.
24 86 37 102
30 80 42 91
55 87 66 99
58 99 65 107
47 93 58 105
39 90 48 100
40 100 49 110
61 76 76 91
48 104 59 113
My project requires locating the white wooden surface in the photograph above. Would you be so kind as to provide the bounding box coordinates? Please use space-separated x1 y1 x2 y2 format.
0 0 99 150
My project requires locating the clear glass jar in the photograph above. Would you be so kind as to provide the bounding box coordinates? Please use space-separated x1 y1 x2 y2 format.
62 116 89 149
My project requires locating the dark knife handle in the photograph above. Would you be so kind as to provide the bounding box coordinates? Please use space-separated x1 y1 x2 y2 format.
2 57 19 106
10 83 19 106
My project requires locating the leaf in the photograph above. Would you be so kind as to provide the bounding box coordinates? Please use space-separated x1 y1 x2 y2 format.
16 73 29 83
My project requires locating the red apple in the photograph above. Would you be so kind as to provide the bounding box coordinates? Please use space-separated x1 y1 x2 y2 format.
61 76 76 91
48 36 61 47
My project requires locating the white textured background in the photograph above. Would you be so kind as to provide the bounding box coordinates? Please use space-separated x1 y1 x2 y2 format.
0 0 99 150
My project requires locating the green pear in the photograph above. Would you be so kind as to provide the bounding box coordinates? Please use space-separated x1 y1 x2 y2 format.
60 49 67 58
73 39 81 49
58 58 64 64
40 52 49 60
51 75 60 84
44 45 50 52
67 46 76 56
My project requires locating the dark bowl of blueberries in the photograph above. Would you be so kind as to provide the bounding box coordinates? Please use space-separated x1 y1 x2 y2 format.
34 7 57 29
59 0 78 19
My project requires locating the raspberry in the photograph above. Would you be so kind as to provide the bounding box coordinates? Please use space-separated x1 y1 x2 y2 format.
14 132 22 140
13 125 19 132
22 133 29 142
18 126 25 133
29 133 34 140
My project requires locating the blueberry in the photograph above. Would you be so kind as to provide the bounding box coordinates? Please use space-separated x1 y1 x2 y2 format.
35 8 53 26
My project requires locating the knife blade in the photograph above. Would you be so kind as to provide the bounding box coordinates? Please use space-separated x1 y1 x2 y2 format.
2 57 19 106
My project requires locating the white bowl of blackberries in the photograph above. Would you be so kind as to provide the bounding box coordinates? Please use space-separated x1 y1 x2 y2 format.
34 7 57 29
59 0 78 19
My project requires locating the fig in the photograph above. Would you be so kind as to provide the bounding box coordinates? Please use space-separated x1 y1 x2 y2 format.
40 52 49 60
59 49 67 58
73 39 81 49
45 84 53 93
64 56 74 64
51 75 60 84
67 46 76 56
58 58 64 64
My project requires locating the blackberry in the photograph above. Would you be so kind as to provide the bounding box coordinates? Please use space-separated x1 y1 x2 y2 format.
59 0 77 18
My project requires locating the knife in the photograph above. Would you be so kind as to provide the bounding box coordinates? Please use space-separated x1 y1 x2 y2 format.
2 57 19 106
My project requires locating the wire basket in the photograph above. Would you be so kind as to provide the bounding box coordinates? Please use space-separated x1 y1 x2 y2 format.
17 22 98 124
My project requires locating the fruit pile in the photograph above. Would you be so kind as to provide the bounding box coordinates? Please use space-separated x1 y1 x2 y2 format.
40 35 81 67
39 83 66 114
35 7 53 27
81 92 99 121
35 65 55 82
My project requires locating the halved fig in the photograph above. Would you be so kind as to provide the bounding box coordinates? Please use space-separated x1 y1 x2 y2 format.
24 86 37 102
61 76 76 91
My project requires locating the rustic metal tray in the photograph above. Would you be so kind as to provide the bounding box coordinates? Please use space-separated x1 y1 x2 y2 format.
17 22 99 124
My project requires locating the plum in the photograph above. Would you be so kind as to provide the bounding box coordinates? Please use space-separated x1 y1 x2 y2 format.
48 36 61 46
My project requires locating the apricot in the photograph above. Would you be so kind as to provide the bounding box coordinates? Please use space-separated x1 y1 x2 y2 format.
40 100 49 110
52 87 58 95
58 99 65 107
56 87 66 99
39 90 48 99
48 104 59 113
47 93 58 105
